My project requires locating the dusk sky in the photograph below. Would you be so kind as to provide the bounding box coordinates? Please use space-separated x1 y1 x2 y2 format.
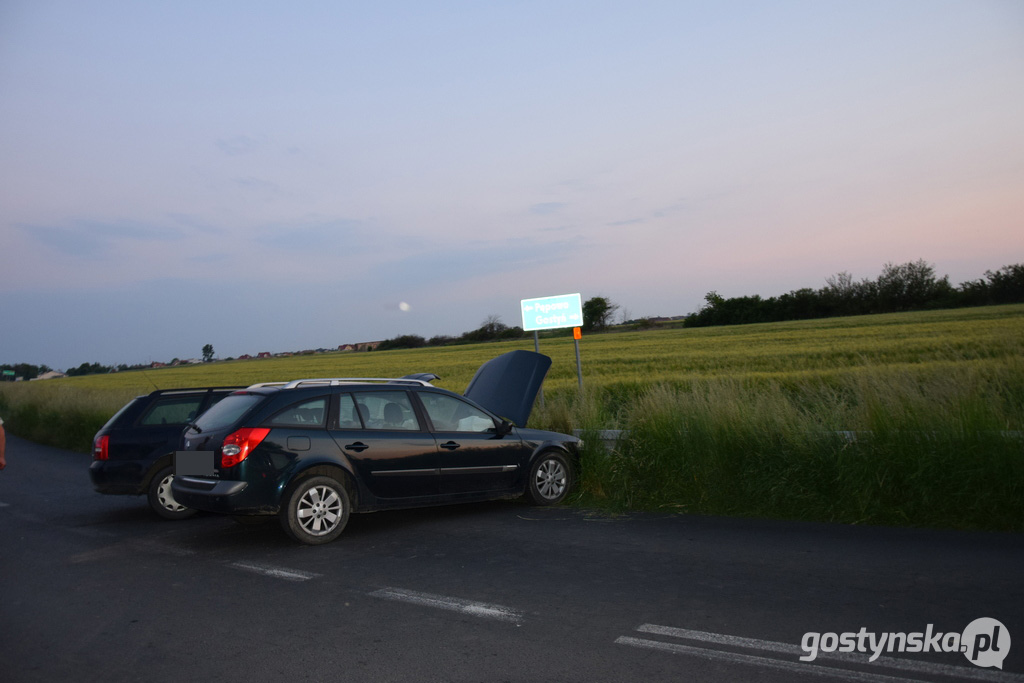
2 1 1022 370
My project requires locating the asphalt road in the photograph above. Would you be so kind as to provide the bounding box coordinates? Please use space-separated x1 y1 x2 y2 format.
1 434 1022 683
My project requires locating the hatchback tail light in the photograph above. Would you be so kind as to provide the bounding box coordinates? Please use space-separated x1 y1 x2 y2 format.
220 427 270 468
93 435 109 461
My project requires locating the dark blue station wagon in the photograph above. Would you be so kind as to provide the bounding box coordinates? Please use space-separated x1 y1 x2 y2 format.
172 351 581 544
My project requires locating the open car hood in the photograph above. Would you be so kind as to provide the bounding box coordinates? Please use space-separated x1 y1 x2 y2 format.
463 350 552 428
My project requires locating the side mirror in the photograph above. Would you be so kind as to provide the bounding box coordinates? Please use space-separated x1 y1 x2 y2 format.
494 420 514 436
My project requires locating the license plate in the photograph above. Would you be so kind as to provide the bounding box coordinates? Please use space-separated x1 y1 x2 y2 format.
175 451 216 477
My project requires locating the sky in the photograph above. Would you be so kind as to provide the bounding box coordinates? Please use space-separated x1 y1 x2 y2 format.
1 1 1022 371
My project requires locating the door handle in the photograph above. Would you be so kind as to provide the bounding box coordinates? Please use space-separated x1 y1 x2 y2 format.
345 442 369 452
440 441 460 451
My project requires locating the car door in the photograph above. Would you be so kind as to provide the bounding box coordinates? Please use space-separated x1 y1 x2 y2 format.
327 390 439 499
416 391 526 495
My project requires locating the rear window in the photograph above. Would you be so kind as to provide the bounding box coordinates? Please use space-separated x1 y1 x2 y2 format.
192 393 264 432
100 397 142 430
138 396 204 426
265 397 327 427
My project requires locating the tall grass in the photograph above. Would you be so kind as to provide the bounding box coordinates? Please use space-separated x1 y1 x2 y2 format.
554 359 1024 531
0 385 137 453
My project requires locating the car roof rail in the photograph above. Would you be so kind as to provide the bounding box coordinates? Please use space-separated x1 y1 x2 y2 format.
148 386 244 395
245 377 439 390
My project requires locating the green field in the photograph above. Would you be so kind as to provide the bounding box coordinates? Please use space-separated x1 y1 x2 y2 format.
2 304 1022 531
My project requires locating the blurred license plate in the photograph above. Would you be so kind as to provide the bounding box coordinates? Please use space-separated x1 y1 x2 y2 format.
175 451 216 477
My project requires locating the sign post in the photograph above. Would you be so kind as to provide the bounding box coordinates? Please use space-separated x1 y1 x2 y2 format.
521 293 585 393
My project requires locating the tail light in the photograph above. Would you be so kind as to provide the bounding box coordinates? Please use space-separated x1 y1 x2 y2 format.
93 435 109 461
220 427 270 468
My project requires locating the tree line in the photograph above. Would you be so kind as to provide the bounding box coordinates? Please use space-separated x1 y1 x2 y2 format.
685 261 1024 328
377 298 621 351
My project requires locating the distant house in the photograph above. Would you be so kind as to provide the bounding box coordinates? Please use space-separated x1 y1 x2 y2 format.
32 370 68 380
151 362 167 368
338 344 355 352
238 354 253 360
257 352 272 359
355 341 383 352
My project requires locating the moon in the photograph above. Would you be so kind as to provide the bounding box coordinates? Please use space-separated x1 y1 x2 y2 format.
399 302 411 312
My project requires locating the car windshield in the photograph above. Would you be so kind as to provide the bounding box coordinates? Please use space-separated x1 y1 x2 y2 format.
192 393 263 432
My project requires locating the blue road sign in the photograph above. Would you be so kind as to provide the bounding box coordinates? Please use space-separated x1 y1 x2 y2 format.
520 293 583 332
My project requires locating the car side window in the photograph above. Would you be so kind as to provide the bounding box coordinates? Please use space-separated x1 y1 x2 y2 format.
419 393 495 433
138 396 205 426
265 397 327 427
351 391 420 431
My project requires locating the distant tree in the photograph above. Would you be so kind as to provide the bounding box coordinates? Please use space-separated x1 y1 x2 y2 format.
478 315 507 338
458 316 524 343
583 296 619 331
1 363 52 380
428 335 457 346
202 344 214 363
378 335 427 350
875 260 952 312
983 264 1024 304
65 362 113 377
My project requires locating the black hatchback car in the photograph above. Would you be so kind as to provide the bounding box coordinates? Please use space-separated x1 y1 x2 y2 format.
172 351 581 544
90 387 241 519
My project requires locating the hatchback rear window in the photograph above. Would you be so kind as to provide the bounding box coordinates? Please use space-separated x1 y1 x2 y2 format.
139 396 204 426
100 397 141 430
192 393 264 431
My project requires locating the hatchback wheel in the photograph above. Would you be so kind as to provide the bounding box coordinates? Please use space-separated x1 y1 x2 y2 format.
281 475 351 545
526 452 573 505
147 466 197 520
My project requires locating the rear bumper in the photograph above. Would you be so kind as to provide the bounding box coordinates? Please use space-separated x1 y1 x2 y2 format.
89 460 148 495
171 476 260 514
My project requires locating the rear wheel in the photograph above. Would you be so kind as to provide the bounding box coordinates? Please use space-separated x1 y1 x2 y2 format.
526 452 573 505
147 466 197 520
280 475 350 545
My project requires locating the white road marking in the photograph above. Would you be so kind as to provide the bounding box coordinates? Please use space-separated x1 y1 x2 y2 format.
370 587 524 625
619 625 1024 683
617 636 923 683
229 561 320 582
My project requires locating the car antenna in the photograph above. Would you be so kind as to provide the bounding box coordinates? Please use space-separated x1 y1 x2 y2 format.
138 369 161 391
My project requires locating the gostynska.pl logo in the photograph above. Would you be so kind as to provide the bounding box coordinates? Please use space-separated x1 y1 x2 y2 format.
800 618 1010 669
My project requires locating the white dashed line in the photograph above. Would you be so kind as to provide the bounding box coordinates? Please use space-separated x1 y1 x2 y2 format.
229 561 320 582
370 587 524 625
616 636 920 683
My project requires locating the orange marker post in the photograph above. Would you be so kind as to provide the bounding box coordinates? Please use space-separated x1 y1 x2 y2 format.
573 328 583 391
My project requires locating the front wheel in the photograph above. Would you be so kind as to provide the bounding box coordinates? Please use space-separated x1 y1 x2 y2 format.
147 466 197 520
525 452 573 505
280 475 351 545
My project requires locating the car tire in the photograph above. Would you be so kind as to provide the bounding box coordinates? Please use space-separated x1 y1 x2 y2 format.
526 451 573 505
280 475 351 545
147 466 197 520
